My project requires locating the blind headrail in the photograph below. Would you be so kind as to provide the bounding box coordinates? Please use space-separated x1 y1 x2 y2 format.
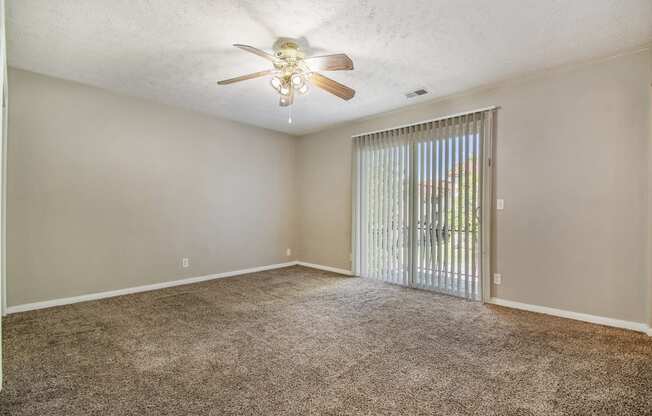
351 106 498 139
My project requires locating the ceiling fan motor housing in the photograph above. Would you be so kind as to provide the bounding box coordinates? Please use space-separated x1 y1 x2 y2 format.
273 38 305 63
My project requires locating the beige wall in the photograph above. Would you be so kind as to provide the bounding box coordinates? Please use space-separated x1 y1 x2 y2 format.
6 50 652 326
297 49 651 324
7 68 297 306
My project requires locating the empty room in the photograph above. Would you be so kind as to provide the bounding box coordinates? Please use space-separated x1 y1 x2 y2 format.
0 1 651 415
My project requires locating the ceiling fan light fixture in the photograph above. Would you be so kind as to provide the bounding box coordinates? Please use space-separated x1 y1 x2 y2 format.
291 73 304 87
298 83 309 95
279 84 290 96
270 76 282 91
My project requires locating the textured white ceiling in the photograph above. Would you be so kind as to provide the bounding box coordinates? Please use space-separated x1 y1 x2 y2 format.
6 0 652 135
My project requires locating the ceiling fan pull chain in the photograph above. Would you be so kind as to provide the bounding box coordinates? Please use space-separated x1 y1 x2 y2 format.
288 105 293 124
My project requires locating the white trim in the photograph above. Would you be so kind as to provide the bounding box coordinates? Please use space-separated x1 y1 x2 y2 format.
0 0 6 391
489 297 650 334
6 262 297 314
5 262 649 337
296 261 352 276
0 0 7 317
351 106 498 138
480 111 495 302
5 261 357 314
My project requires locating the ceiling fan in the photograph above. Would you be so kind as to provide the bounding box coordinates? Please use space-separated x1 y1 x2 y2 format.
217 38 355 109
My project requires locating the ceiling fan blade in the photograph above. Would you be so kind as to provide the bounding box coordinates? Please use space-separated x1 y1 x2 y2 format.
217 69 276 85
304 54 353 71
279 87 294 107
310 72 355 100
233 44 278 63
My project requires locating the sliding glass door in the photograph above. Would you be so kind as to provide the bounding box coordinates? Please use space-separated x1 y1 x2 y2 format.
352 110 494 301
412 122 482 299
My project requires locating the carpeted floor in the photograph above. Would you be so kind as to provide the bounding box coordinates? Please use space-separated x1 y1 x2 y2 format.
0 266 651 415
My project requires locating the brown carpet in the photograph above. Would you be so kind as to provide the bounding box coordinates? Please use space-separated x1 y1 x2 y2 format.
0 266 651 415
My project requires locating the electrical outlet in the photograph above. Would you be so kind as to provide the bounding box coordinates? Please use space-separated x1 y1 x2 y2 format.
286 248 292 257
493 273 502 285
182 257 190 268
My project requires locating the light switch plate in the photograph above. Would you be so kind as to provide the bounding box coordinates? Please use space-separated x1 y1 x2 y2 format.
496 199 504 210
493 273 502 285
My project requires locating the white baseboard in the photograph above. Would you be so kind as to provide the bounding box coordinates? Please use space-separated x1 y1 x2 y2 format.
489 297 650 335
6 261 297 314
12 263 646 339
295 261 353 276
5 260 355 315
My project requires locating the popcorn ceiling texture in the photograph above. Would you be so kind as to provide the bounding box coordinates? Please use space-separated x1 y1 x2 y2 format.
6 0 652 135
0 266 651 415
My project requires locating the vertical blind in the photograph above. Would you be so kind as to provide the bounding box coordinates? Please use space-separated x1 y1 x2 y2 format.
352 109 495 301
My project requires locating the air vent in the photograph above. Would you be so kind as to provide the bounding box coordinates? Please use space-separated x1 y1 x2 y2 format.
405 89 428 98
